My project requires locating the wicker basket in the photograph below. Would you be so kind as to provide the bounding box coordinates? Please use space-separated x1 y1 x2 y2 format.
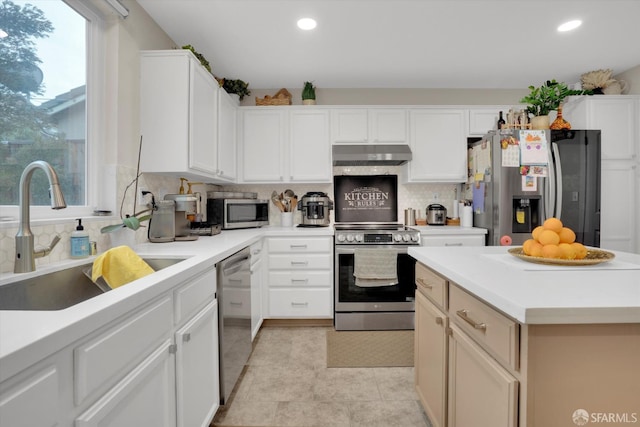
255 88 292 106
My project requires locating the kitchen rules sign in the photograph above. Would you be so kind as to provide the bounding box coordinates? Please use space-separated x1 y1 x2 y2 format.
333 175 398 222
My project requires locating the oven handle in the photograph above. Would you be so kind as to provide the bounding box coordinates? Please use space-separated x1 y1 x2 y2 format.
335 246 410 254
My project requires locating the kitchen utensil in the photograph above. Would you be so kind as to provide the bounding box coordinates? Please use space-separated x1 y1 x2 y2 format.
271 191 286 212
404 208 416 226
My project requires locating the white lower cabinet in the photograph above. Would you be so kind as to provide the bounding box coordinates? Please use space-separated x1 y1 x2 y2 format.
447 323 518 427
0 365 59 427
75 340 176 427
175 300 219 427
266 236 333 318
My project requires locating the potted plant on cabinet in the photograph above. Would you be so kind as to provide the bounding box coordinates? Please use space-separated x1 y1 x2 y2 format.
302 81 316 105
221 78 251 104
520 79 591 129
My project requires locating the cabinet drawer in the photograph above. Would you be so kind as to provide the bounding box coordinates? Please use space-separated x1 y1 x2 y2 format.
449 284 519 370
269 289 332 317
268 237 331 253
415 262 447 309
268 270 332 288
74 296 173 404
268 253 331 270
174 269 217 324
421 235 485 247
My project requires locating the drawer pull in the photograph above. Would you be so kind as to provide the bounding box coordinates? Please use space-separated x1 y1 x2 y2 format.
290 244 308 249
445 243 463 246
291 279 309 284
291 261 309 266
456 309 486 331
416 278 433 289
291 302 309 307
229 301 243 306
435 317 443 325
183 333 191 342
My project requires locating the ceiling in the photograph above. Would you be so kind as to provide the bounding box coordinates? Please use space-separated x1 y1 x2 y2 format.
136 0 640 91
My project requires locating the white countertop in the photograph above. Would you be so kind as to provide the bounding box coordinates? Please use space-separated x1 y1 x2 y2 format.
0 226 332 381
409 246 640 325
413 225 487 235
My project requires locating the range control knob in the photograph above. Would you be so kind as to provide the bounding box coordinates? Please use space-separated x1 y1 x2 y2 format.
393 234 403 242
346 234 355 242
411 234 420 242
402 234 411 242
337 234 346 242
355 234 364 242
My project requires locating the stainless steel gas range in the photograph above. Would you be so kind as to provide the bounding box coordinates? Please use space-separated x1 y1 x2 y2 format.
333 174 421 331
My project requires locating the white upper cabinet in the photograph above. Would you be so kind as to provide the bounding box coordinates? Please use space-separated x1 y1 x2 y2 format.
239 108 331 183
331 108 407 144
140 50 222 181
216 91 238 182
407 109 467 182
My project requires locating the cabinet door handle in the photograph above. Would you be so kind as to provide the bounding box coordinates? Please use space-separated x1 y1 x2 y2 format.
291 278 309 284
230 301 243 306
291 261 309 266
183 333 191 343
291 302 309 307
435 317 443 325
445 243 463 246
456 309 487 331
416 278 432 289
290 244 308 249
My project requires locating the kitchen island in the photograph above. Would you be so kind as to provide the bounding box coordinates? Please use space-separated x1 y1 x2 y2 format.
409 246 640 427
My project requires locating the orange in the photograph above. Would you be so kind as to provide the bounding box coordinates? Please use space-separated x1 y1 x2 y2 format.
558 243 577 260
558 227 576 244
543 217 563 233
571 242 588 259
522 239 536 255
532 225 545 242
529 241 544 257
542 244 561 259
538 229 560 246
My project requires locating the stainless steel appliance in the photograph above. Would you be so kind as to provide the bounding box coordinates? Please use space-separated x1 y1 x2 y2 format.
164 194 199 241
426 204 447 225
148 200 175 242
207 192 269 230
470 129 601 246
333 174 420 331
216 247 252 404
332 144 412 166
297 191 333 227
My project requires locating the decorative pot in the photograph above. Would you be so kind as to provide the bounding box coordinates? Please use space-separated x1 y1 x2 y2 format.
550 106 571 130
302 99 316 105
531 115 550 130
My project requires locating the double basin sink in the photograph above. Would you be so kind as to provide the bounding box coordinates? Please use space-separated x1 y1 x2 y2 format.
0 258 185 311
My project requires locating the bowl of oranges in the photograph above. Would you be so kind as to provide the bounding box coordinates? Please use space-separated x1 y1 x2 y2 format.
508 217 615 265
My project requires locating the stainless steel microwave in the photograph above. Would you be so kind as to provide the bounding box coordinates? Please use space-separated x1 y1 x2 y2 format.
206 198 269 229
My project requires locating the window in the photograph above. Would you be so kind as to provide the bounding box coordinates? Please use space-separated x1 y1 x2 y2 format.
0 0 105 220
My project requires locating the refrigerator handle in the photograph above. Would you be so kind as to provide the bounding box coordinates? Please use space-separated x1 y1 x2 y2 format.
552 142 563 219
546 146 556 219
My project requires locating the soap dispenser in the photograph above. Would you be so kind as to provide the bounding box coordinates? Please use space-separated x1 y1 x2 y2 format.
71 218 90 258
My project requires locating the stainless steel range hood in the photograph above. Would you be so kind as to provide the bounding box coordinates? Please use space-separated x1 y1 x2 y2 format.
332 144 412 166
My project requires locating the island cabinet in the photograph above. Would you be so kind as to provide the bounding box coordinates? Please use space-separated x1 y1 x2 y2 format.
407 109 467 183
265 236 333 318
331 108 407 144
414 261 640 427
140 50 230 183
239 108 331 183
0 268 219 427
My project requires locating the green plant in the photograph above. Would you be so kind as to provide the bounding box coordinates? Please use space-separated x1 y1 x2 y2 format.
181 45 211 73
222 78 251 101
302 81 316 100
520 79 591 117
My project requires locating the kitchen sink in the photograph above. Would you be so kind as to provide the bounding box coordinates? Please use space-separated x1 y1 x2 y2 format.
0 258 186 311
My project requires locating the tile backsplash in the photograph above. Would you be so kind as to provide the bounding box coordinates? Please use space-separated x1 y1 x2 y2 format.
0 165 460 273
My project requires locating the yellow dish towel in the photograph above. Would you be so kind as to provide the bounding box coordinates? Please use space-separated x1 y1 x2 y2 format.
92 245 155 289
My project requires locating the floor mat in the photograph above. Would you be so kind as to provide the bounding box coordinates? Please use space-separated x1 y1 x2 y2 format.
326 329 414 367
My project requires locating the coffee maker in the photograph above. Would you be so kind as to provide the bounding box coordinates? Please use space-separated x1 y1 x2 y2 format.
163 194 199 241
297 192 333 227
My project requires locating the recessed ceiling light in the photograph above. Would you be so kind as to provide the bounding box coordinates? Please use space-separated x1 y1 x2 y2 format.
558 20 582 32
297 18 317 31
0 29 8 38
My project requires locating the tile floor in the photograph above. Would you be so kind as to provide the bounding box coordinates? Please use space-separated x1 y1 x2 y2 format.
212 326 432 427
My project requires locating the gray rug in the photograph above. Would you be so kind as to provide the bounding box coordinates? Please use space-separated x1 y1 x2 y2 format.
326 329 414 367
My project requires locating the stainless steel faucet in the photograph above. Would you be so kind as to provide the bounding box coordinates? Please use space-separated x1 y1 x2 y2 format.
14 161 67 273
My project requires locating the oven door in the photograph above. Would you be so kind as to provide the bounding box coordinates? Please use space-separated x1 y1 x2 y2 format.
334 245 416 312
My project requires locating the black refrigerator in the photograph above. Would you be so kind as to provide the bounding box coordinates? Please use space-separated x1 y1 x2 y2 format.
469 129 601 247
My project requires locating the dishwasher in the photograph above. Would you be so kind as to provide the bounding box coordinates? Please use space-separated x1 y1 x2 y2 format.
216 246 252 405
